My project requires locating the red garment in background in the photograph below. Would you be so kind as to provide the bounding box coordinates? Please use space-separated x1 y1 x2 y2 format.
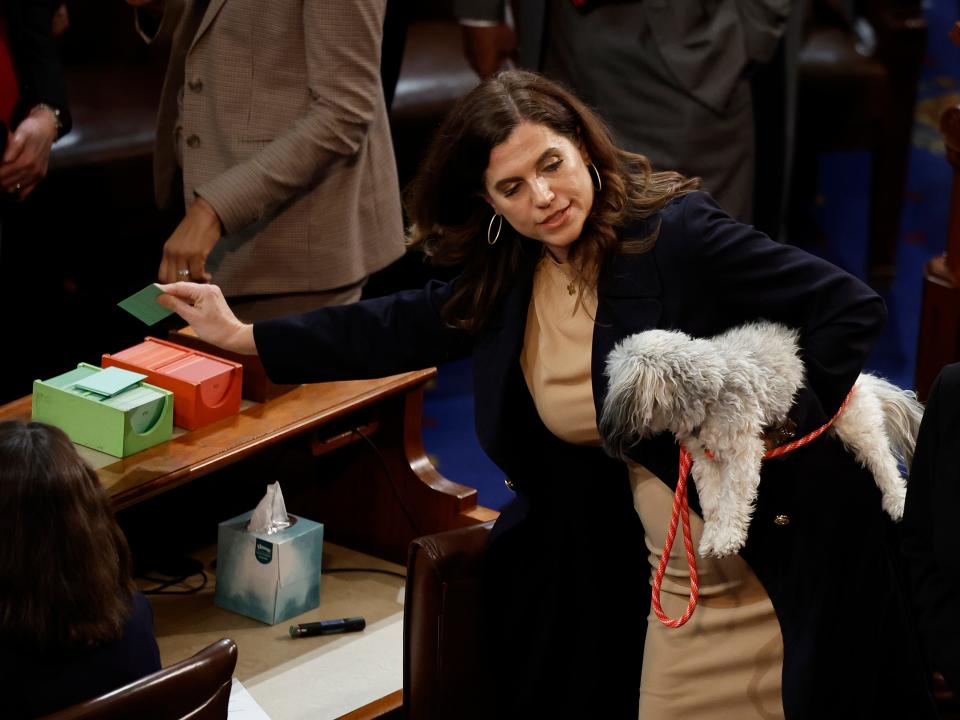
0 6 19 127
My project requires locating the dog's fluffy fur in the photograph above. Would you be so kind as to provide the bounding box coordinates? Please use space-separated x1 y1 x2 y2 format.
600 321 923 558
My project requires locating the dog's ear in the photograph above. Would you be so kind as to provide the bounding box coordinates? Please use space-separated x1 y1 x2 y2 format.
600 339 671 459
600 330 723 457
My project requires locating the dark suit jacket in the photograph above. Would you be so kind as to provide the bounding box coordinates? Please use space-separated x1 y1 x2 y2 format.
455 0 787 113
902 363 960 694
4 0 71 135
453 0 792 222
254 191 935 718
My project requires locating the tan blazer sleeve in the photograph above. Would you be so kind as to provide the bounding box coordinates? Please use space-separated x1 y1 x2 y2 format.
195 0 388 235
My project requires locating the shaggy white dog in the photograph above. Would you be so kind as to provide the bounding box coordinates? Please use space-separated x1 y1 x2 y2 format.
600 321 923 558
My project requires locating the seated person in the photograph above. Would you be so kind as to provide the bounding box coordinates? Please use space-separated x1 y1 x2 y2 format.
0 421 161 718
902 362 960 696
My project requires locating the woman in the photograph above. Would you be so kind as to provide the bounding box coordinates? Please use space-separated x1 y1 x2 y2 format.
0 421 161 718
158 71 934 718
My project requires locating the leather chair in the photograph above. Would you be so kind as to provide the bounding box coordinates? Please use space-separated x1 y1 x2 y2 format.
389 4 479 188
38 638 238 720
404 522 493 720
790 0 926 285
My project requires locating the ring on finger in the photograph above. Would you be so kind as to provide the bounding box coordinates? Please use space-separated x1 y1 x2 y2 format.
177 269 191 278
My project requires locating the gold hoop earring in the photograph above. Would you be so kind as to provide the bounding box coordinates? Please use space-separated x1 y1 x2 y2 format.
589 163 602 192
487 213 503 246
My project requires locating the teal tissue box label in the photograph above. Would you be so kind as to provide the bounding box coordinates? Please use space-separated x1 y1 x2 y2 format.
214 510 323 625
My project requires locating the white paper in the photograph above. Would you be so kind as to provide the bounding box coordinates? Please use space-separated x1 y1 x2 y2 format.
243 612 403 720
229 678 272 719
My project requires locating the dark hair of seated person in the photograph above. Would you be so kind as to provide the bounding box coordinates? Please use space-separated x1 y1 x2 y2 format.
0 420 137 653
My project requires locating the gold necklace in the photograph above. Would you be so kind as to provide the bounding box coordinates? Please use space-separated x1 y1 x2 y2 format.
554 262 578 296
544 251 578 295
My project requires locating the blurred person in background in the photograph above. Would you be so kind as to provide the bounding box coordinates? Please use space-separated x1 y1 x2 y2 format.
128 0 404 321
0 0 70 212
455 0 792 224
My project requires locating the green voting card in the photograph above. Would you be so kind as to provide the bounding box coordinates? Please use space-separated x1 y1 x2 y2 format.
118 284 174 326
73 366 147 397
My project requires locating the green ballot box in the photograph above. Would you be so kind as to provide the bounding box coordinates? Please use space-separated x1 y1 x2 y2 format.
215 511 324 625
31 363 174 457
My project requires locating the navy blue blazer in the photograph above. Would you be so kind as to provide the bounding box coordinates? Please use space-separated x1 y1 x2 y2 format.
1 591 161 718
256 192 935 718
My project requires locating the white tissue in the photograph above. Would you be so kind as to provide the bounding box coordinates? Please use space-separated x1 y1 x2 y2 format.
247 482 291 535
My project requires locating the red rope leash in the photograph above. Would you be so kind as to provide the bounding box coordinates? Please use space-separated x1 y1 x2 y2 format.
650 446 700 627
650 387 857 628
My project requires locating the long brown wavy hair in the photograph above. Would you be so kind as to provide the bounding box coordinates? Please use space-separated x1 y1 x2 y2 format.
0 421 136 653
406 69 699 332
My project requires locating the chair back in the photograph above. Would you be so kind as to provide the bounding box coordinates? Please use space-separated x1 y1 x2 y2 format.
404 522 493 720
39 638 238 720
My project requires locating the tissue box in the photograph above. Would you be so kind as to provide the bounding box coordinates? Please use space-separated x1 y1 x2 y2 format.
32 363 174 457
214 510 324 625
102 337 243 430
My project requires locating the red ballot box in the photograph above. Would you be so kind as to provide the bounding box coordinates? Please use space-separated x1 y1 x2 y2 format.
102 338 243 429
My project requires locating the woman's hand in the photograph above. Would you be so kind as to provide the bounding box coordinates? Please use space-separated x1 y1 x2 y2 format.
0 107 59 199
156 282 258 355
157 196 222 283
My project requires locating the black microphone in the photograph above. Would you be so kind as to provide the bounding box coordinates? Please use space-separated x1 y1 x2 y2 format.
289 616 366 638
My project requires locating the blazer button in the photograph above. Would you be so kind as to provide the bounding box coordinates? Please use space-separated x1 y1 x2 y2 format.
503 477 515 491
186 134 201 148
187 78 203 93
773 514 791 526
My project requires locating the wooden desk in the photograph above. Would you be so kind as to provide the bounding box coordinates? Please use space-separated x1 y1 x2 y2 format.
0 370 496 563
146 541 406 720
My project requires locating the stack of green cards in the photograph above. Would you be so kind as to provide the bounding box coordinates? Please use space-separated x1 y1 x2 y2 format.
32 363 174 457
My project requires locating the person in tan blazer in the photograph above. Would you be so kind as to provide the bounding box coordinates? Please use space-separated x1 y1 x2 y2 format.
129 0 405 319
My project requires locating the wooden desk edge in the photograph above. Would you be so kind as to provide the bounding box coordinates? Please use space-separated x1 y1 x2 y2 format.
335 690 403 720
0 370 441 510
107 369 440 509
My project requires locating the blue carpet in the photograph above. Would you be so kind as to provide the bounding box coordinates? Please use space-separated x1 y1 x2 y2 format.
421 358 514 510
423 2 960 510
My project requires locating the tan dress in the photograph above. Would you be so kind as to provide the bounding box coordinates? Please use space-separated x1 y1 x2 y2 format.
519 255 785 720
